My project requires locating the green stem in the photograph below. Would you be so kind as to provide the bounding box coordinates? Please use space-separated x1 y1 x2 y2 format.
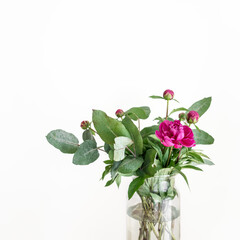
149 223 159 239
175 148 182 164
166 100 169 119
166 146 173 167
89 127 97 134
126 146 136 157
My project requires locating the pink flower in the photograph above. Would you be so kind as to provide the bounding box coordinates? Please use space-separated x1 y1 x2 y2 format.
163 89 174 100
155 120 196 148
187 111 199 124
115 109 124 118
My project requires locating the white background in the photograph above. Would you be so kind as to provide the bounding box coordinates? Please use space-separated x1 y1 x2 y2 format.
0 0 240 239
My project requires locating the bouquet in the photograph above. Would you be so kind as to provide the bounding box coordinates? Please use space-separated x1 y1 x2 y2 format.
46 89 214 240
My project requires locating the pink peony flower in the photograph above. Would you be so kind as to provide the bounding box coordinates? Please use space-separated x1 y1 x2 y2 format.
115 109 124 118
80 120 90 130
187 111 199 124
163 89 174 100
155 120 196 148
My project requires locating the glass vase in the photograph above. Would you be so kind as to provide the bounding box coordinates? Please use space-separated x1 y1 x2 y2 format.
127 175 180 240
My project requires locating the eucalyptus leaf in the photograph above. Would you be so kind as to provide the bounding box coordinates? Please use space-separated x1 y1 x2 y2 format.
73 140 99 165
46 129 79 154
188 97 212 117
114 136 133 161
193 129 214 145
128 177 145 199
92 110 131 144
126 106 151 120
82 129 94 141
104 143 112 153
118 157 144 174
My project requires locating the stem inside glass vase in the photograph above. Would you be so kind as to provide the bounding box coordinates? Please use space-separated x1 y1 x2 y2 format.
127 175 180 240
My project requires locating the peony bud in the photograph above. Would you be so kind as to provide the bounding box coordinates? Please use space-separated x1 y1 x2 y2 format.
115 109 124 118
163 89 174 100
80 120 90 130
187 111 199 124
179 112 186 121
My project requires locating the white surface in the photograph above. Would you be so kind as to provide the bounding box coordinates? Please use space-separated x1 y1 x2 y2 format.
0 0 240 239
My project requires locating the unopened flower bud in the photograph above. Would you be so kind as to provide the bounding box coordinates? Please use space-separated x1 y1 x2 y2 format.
80 120 90 130
115 109 124 118
187 111 199 124
179 112 186 121
163 89 174 100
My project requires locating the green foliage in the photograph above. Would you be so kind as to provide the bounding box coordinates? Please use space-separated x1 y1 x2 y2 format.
149 95 164 99
82 129 95 141
104 143 112 153
203 159 215 165
169 107 189 116
92 110 131 144
118 157 144 174
115 175 121 188
188 151 204 163
142 149 157 176
105 178 115 187
174 168 189 187
128 177 145 199
150 193 162 203
193 129 214 145
154 116 174 123
122 116 143 155
111 161 122 178
47 92 214 197
73 140 99 165
162 148 170 167
46 129 79 154
108 150 114 160
180 165 203 171
101 164 112 180
125 106 151 120
140 125 159 138
113 136 133 161
188 97 212 117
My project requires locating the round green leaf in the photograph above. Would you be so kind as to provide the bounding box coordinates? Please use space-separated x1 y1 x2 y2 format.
73 140 99 165
118 157 144 174
46 129 79 154
82 129 94 141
